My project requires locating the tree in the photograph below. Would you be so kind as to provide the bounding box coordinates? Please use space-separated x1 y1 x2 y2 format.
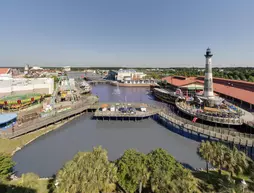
197 141 215 175
0 153 15 180
115 149 150 193
210 142 228 175
147 148 177 192
56 146 117 193
17 173 40 193
147 148 200 193
171 168 200 193
224 147 249 178
248 76 254 82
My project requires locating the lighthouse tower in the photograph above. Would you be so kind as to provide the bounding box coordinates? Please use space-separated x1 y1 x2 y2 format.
204 48 214 99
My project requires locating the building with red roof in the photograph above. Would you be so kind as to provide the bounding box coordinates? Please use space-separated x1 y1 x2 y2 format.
0 68 10 75
162 76 254 110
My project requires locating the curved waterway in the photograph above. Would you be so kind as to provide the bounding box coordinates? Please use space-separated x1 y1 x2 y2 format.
13 83 205 177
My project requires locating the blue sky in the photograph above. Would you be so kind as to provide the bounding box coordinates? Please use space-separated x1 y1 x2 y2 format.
0 0 253 67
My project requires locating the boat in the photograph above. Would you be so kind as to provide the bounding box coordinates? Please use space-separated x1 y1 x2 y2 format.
79 81 92 94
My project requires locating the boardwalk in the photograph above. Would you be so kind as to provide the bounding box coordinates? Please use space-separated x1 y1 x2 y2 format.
1 100 254 148
0 97 99 139
158 111 254 147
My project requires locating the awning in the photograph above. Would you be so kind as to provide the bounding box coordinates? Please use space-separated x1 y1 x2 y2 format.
0 113 17 125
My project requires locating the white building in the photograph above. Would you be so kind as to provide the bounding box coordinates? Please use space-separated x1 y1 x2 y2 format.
63 66 71 72
117 69 146 82
0 77 54 97
31 66 43 70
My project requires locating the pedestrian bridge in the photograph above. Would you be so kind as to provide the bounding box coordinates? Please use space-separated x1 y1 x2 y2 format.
1 101 254 151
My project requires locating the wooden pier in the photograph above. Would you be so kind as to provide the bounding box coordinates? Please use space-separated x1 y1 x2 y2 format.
1 100 254 157
94 109 159 120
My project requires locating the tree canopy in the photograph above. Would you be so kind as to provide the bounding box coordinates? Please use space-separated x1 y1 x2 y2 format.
115 149 149 193
116 148 200 193
198 141 249 177
55 146 117 193
0 153 15 180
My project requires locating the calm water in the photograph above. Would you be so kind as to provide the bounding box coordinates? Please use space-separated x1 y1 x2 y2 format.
13 83 205 177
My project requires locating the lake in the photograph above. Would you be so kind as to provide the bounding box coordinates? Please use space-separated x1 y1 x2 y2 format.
13 83 205 177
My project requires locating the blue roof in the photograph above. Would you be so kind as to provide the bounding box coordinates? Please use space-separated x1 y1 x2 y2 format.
0 113 17 124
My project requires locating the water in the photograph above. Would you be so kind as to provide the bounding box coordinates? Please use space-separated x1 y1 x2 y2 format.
13 83 205 177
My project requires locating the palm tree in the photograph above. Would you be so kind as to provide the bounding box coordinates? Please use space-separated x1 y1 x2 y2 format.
225 147 249 178
197 141 214 174
138 163 150 193
211 142 228 175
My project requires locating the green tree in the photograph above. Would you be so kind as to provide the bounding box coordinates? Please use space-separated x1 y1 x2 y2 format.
211 142 228 175
224 147 249 178
197 141 215 175
171 168 200 193
248 76 254 82
115 149 150 193
147 148 177 192
16 173 40 193
147 148 199 193
56 146 117 193
0 153 15 180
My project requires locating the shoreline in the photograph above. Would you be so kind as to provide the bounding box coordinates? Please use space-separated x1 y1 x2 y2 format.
8 114 81 156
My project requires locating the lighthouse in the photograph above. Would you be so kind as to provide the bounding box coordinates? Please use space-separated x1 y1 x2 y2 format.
204 48 214 99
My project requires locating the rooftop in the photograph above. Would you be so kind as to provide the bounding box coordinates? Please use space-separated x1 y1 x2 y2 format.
0 68 10 75
118 69 136 73
162 76 254 105
162 76 202 87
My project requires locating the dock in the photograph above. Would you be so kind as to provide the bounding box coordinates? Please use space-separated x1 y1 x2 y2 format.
94 105 159 120
1 100 254 155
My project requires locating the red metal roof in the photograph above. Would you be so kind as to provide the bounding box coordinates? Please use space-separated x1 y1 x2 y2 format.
162 76 202 87
162 76 254 105
198 76 254 85
212 82 254 105
0 68 10 75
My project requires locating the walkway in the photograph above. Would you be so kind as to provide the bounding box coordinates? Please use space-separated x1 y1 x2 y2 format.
159 111 254 147
1 100 254 146
0 96 99 139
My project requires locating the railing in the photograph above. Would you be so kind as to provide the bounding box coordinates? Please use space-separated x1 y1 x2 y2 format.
175 102 243 125
0 98 99 138
1 100 253 145
159 107 254 139
158 111 254 146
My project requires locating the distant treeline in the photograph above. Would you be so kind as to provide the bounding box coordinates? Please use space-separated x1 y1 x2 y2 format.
145 67 254 82
7 66 254 82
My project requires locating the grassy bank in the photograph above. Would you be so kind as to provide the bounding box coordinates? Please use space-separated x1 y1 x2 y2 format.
193 170 254 192
5 178 49 193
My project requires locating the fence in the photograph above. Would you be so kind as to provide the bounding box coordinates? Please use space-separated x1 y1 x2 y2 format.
175 102 243 125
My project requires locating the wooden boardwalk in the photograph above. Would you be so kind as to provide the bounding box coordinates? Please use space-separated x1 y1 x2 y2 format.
158 111 254 147
1 100 254 148
0 98 99 139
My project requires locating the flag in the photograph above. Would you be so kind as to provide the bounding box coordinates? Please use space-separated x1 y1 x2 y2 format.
192 117 198 123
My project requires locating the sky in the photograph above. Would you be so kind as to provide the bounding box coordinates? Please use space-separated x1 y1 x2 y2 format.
0 0 253 68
